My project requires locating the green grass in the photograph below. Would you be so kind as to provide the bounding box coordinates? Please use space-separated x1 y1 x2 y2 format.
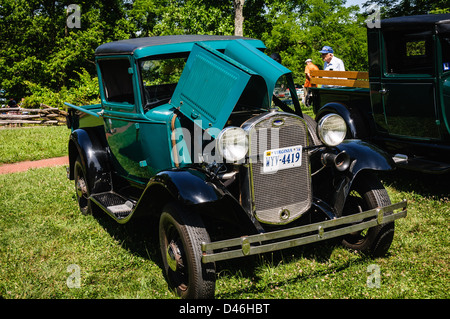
0 125 448 300
0 126 69 164
0 166 448 299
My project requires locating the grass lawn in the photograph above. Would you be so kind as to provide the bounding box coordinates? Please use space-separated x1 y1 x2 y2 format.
0 125 448 300
0 126 69 164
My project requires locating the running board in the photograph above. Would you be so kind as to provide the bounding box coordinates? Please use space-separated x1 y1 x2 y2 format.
90 191 135 220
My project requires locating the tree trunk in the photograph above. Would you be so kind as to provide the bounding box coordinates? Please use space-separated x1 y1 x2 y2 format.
234 0 245 36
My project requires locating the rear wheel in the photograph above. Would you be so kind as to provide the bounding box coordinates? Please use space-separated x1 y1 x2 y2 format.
341 172 395 257
74 156 92 215
159 202 216 299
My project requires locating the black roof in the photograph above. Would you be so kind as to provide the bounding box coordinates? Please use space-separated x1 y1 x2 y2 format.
380 14 450 33
95 35 258 56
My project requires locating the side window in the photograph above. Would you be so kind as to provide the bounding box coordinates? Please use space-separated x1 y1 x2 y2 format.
441 36 450 73
384 31 434 75
139 56 187 110
98 59 134 104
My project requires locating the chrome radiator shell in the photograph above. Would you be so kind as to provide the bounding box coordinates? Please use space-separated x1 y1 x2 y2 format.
241 112 312 224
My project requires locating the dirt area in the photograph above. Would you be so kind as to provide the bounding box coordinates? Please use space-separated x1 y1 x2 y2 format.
0 156 69 175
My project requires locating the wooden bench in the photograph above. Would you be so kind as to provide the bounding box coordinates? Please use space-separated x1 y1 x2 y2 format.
310 70 369 88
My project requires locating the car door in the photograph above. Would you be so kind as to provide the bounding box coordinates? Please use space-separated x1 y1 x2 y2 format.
97 57 148 182
380 30 440 140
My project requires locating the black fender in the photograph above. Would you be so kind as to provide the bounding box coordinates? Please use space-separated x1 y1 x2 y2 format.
316 102 369 139
336 139 395 175
132 168 256 229
147 169 226 205
68 127 112 194
323 139 395 217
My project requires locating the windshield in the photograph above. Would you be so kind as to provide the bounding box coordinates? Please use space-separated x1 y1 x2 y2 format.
272 74 301 114
139 55 188 111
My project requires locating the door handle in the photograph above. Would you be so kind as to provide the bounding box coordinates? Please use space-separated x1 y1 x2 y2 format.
379 88 389 95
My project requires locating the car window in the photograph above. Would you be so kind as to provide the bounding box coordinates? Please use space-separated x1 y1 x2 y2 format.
384 31 434 75
441 36 450 73
139 56 187 110
273 75 297 111
98 59 135 104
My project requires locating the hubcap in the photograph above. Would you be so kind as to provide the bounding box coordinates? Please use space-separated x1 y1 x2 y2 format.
76 177 87 198
166 240 184 272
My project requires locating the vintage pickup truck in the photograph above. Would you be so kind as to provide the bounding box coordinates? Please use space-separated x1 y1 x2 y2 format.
311 14 450 174
65 35 406 298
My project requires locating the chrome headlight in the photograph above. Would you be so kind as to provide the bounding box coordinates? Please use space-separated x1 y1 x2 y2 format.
216 127 248 162
318 114 347 146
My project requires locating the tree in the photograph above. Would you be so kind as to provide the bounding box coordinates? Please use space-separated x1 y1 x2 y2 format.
0 0 370 104
233 0 245 36
363 0 450 18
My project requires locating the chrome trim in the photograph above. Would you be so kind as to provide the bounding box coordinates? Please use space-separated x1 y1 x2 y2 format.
240 111 312 224
201 200 407 263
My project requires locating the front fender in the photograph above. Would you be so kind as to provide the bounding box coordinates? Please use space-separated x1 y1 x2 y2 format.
147 168 227 206
326 139 395 217
336 139 395 175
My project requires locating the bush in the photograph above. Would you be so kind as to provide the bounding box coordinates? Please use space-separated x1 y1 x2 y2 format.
21 68 100 109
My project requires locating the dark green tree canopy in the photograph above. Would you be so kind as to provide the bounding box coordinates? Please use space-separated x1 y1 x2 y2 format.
0 0 444 106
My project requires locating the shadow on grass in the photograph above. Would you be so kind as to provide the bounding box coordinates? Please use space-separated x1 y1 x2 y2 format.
214 239 373 298
91 210 162 265
379 169 450 199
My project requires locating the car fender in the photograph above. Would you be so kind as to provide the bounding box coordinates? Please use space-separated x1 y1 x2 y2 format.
144 168 227 206
336 139 395 175
316 102 368 139
328 139 395 216
68 127 112 193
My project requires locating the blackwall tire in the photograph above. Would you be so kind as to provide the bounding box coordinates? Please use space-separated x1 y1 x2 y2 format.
341 172 395 257
74 156 92 215
159 202 216 299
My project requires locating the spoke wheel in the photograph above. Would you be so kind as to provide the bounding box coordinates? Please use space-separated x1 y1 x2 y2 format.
159 202 215 299
74 156 92 215
342 172 395 257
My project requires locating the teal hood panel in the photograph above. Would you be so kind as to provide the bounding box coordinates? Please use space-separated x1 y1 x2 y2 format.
224 39 292 100
171 42 262 137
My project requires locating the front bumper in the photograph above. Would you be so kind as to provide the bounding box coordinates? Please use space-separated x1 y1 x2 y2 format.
201 200 407 263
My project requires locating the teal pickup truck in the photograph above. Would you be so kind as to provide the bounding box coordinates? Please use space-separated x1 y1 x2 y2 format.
65 35 406 298
311 14 450 174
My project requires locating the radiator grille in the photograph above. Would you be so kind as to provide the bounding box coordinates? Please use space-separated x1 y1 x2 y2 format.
247 114 312 224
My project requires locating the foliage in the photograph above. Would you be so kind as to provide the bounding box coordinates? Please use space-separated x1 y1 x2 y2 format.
1 0 443 105
363 0 450 18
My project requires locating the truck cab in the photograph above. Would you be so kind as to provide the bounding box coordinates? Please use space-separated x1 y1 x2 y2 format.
312 14 450 174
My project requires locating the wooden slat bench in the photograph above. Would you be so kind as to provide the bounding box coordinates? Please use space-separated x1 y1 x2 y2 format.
310 70 369 88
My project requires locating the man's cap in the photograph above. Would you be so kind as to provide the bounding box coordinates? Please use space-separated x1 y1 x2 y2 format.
319 46 334 54
305 59 312 63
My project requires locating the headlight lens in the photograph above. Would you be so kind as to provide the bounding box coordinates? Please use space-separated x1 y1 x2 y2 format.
216 127 248 162
318 114 347 146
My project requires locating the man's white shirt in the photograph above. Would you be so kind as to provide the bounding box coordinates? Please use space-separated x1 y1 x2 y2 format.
324 56 345 71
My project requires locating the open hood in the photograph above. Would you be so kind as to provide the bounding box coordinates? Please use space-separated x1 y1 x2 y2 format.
170 42 262 137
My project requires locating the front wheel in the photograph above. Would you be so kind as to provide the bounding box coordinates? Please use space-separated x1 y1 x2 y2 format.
159 202 216 299
341 172 395 257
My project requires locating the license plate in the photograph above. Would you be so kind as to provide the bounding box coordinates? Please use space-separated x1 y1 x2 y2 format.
263 145 303 173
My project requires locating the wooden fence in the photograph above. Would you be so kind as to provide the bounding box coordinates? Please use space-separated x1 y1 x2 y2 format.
0 104 67 126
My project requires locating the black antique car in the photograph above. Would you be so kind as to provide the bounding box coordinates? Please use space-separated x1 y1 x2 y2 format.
311 14 450 174
66 35 406 298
